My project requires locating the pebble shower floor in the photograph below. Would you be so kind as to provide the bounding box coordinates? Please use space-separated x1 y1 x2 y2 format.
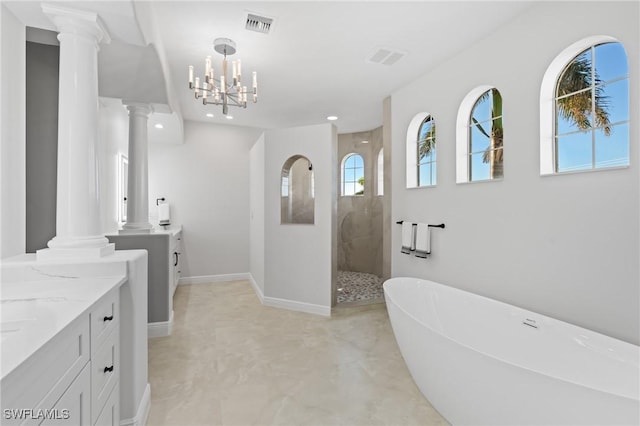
336 270 384 304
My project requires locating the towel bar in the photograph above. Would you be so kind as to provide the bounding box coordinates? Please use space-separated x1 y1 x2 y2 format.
396 221 445 229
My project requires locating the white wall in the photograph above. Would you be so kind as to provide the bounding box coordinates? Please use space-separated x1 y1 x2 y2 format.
263 124 337 311
249 133 265 295
390 1 639 344
149 120 263 278
1 5 26 258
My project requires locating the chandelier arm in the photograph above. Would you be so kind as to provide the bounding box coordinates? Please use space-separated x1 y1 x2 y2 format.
187 37 255 115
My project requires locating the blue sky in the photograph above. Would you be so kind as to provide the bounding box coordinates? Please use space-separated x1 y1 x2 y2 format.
464 42 628 179
555 42 628 172
343 154 364 196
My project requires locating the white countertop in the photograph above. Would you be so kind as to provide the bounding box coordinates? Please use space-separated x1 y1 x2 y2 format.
105 225 182 237
153 225 182 236
0 275 126 381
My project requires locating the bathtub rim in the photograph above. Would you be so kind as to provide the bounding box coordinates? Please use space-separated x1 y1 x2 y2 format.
383 276 640 402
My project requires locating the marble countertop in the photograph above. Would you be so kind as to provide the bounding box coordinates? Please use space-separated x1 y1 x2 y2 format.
153 225 182 236
0 275 126 381
105 225 182 237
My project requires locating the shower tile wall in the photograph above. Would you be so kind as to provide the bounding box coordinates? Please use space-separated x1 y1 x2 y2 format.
337 127 385 277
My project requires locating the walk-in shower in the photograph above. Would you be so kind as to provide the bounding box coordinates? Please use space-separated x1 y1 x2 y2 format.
336 127 386 305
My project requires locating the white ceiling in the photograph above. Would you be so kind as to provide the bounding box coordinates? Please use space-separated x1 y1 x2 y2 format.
6 1 535 134
148 1 535 133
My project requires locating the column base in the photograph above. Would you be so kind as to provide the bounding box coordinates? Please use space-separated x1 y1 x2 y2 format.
37 243 116 261
120 222 153 234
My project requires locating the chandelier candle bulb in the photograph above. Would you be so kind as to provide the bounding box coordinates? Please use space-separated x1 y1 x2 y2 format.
187 37 256 114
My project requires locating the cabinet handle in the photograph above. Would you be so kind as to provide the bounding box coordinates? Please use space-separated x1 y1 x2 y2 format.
104 365 114 373
103 315 114 322
173 252 179 267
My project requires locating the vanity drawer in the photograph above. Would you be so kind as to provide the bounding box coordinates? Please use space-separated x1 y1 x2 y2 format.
0 317 90 425
90 288 119 353
91 327 119 425
93 381 119 426
40 363 91 426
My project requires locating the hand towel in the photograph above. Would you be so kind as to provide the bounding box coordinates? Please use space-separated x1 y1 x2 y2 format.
158 203 171 226
401 222 415 254
415 223 430 258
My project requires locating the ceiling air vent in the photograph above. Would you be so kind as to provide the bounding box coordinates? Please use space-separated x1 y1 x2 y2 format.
245 13 274 34
367 47 406 66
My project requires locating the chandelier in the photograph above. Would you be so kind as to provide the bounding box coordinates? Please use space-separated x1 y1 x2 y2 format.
187 38 257 116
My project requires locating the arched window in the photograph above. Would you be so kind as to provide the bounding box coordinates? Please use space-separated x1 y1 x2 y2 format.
541 38 629 174
406 112 436 188
376 148 384 196
418 116 437 186
456 86 503 183
342 153 364 196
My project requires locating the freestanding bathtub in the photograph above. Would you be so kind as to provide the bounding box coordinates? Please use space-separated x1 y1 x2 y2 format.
384 277 639 425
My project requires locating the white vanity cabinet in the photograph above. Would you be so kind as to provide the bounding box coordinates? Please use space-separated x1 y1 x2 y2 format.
0 285 121 426
90 288 120 425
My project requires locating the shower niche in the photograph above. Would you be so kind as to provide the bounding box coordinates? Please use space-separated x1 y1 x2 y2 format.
281 155 315 224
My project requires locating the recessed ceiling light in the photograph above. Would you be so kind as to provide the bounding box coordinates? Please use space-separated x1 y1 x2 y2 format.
154 123 164 129
361 140 369 144
225 115 234 120
327 116 338 121
206 113 214 118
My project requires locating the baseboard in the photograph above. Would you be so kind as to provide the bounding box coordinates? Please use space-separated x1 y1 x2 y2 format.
120 383 150 426
179 273 330 317
147 310 173 338
178 273 251 285
263 296 331 317
248 273 264 304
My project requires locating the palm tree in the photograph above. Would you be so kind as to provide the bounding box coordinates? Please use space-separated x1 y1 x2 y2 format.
472 52 610 178
355 176 364 195
417 118 436 185
416 50 611 178
472 89 503 178
418 118 436 161
556 54 611 135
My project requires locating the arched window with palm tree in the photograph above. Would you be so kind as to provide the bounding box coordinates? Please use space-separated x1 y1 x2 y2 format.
341 153 364 196
417 116 437 186
469 88 503 181
406 112 435 188
554 42 628 172
456 86 503 183
540 36 628 175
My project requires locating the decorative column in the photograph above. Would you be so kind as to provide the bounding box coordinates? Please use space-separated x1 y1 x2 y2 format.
38 4 114 259
120 102 153 234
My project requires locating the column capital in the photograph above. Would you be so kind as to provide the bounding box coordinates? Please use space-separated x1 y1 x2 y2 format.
42 3 111 45
124 101 153 117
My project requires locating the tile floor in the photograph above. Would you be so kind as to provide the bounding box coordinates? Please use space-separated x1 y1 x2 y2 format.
336 271 384 305
146 281 449 426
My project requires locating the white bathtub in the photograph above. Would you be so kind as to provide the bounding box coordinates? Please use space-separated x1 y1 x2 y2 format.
384 277 639 425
